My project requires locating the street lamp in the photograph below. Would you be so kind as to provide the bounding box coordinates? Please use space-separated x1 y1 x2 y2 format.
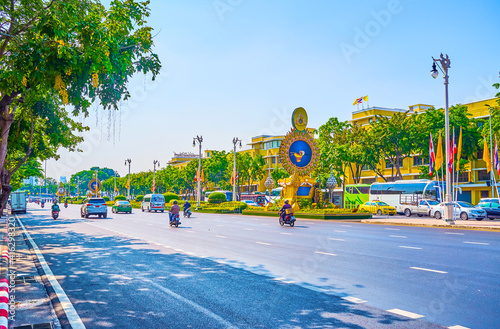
124 158 131 200
152 160 160 193
193 136 203 208
431 53 453 222
485 104 496 197
232 137 242 201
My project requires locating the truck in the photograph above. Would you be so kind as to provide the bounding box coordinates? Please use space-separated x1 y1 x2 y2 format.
10 191 27 214
399 197 440 217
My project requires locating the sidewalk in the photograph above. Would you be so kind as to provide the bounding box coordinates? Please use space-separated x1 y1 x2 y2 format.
9 214 60 329
362 215 500 231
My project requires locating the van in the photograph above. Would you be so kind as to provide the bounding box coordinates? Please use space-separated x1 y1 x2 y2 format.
141 194 165 212
11 191 27 214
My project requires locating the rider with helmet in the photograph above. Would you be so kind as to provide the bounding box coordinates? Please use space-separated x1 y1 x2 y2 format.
279 200 292 220
169 200 181 224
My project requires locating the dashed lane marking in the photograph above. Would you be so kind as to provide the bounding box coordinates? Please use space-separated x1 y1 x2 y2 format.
445 232 464 235
341 225 352 227
334 230 346 233
387 308 424 319
216 235 227 239
389 235 407 238
384 228 400 231
315 251 337 256
280 232 292 235
342 296 367 304
328 238 345 241
256 242 271 246
399 246 422 250
244 228 254 231
463 241 489 245
410 267 447 274
448 325 471 329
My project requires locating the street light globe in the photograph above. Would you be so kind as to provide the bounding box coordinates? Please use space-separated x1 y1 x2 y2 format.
431 63 439 79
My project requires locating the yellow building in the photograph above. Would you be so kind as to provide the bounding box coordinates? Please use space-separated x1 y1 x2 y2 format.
167 151 213 169
347 98 499 204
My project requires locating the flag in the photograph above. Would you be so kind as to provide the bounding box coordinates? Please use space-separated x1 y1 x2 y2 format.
448 128 456 173
195 167 200 182
483 137 491 172
429 133 435 176
125 177 130 189
231 169 235 185
114 186 118 193
495 137 500 175
362 95 368 102
456 127 462 167
352 97 363 105
435 131 443 171
201 169 205 182
152 177 156 193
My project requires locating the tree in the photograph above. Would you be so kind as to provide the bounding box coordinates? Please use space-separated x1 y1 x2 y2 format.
318 117 351 186
204 150 230 188
247 154 266 192
0 0 160 213
270 167 289 187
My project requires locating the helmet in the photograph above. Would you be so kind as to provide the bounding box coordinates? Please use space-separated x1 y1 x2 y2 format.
284 200 289 204
173 200 177 204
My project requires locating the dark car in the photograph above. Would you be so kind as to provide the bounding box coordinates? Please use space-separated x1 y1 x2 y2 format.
476 201 500 220
81 198 108 218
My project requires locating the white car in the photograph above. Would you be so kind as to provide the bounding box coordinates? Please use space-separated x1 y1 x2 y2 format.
242 200 260 207
430 201 487 221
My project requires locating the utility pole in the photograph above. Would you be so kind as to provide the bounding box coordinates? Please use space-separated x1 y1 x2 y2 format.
124 159 131 200
232 137 242 201
152 160 160 193
193 136 203 209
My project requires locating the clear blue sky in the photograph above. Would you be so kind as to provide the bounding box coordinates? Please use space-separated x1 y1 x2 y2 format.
47 0 500 180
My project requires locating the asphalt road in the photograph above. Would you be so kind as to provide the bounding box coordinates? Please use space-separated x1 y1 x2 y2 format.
17 203 500 328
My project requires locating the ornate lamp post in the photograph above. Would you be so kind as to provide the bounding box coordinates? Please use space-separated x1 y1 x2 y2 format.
326 170 337 204
232 137 242 201
264 174 275 204
431 53 453 222
193 136 203 208
152 160 160 193
485 104 496 197
124 158 131 200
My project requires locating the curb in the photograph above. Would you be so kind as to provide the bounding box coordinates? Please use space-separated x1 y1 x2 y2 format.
0 214 10 329
361 220 500 232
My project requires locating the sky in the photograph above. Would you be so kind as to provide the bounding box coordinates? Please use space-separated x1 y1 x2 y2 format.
46 0 500 180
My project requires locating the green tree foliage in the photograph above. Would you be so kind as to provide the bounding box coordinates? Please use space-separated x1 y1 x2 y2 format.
247 154 266 192
71 167 118 194
204 150 230 188
270 167 289 187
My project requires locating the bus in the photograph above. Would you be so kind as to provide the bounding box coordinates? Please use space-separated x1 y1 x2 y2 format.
239 194 266 206
344 184 370 208
369 179 444 213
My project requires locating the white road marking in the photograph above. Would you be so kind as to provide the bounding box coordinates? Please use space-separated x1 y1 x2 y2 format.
341 225 352 227
334 230 346 233
261 223 270 226
389 235 407 238
399 246 422 250
146 279 238 328
387 308 424 319
328 238 345 241
256 242 271 246
244 228 254 231
315 251 337 256
445 232 464 235
280 232 292 235
463 241 489 245
448 325 471 329
186 230 194 233
16 216 86 329
384 228 400 231
410 267 447 274
216 235 227 239
342 296 367 304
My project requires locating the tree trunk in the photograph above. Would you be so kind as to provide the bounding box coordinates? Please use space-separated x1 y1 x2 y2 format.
0 96 17 216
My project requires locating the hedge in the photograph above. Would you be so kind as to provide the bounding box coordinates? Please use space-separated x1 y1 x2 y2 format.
208 192 227 204
136 195 144 202
114 195 126 201
163 192 179 203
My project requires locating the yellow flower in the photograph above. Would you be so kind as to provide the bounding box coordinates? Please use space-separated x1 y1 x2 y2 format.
92 72 99 88
21 76 27 87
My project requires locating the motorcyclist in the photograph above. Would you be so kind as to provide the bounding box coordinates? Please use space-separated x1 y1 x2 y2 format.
279 200 292 220
51 201 60 213
40 199 45 207
183 200 191 216
169 200 181 224
64 199 68 208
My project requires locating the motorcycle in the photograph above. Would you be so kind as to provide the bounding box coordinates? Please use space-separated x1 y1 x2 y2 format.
183 208 191 218
52 210 59 220
169 213 181 227
40 202 45 208
279 209 296 227
64 202 68 208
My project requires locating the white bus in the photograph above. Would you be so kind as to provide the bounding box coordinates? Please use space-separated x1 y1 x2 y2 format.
369 179 444 214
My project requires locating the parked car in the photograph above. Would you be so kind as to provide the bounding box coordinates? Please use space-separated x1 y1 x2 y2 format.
400 199 440 217
81 198 108 218
112 200 132 214
476 201 500 220
479 198 500 203
359 201 396 215
242 200 260 207
430 201 487 221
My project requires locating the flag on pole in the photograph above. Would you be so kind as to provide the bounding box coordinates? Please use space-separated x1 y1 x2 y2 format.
456 127 462 167
495 137 500 175
362 95 368 102
201 169 205 182
125 177 130 190
352 97 363 105
429 133 435 176
114 186 118 194
152 177 156 193
435 131 443 171
484 137 492 172
194 167 199 182
448 128 456 173
231 169 235 185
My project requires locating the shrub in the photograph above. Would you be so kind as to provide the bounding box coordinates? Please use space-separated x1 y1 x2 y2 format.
163 192 179 203
114 195 126 201
135 195 144 202
103 196 110 201
298 198 312 210
220 201 248 210
208 192 227 204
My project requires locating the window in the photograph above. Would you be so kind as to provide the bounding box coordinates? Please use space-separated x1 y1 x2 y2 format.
385 160 392 169
458 172 469 182
362 178 375 184
477 149 484 159
481 190 489 198
477 121 485 129
361 164 370 171
478 170 489 181
413 156 429 166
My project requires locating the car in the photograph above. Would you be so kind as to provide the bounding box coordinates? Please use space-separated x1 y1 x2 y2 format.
242 200 260 207
430 201 487 221
112 200 132 214
476 201 500 220
359 201 396 215
479 197 500 203
81 198 108 218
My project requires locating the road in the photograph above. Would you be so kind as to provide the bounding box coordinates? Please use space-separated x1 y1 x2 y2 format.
16 203 500 328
